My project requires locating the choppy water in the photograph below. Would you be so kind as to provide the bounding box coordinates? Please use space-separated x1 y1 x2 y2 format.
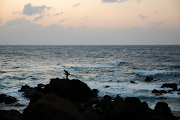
0 45 180 112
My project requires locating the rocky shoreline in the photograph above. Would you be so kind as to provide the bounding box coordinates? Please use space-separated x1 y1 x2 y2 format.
0 77 179 120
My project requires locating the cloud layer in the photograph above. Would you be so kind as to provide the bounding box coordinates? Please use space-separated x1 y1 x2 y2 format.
1 18 179 45
23 3 51 16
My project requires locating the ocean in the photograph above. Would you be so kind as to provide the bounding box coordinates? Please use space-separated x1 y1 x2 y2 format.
0 45 180 113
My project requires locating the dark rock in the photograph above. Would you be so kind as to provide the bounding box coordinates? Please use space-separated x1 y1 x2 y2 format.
107 80 114 82
18 85 35 98
22 87 36 98
117 81 120 82
18 78 177 120
82 106 104 120
29 91 45 104
43 78 94 104
161 83 177 91
92 89 99 97
154 102 177 120
18 85 31 92
109 95 133 120
14 103 24 107
0 110 22 120
145 76 154 82
130 81 136 84
37 83 44 88
152 89 167 95
18 83 45 99
124 97 141 104
100 95 111 114
23 92 87 120
0 109 22 116
0 94 17 104
105 86 110 88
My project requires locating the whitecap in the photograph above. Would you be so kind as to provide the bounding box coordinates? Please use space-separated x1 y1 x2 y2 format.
136 70 179 76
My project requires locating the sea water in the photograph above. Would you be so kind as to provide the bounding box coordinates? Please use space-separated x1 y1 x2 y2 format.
0 45 180 112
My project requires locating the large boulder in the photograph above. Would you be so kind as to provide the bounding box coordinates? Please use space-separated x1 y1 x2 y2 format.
161 83 177 91
0 94 17 104
23 92 87 120
154 102 177 120
43 78 94 104
144 76 154 82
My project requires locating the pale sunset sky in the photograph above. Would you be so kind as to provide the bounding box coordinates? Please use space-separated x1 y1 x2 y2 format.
0 0 180 45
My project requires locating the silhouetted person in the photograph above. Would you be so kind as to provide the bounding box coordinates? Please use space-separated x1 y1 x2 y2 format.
64 70 70 79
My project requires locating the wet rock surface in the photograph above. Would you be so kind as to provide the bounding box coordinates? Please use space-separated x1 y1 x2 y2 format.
0 94 17 104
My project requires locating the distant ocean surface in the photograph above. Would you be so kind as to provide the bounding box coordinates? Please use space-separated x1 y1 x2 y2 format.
0 45 180 112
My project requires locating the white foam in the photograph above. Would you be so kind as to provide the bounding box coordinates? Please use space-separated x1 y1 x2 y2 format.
86 81 180 99
64 60 123 68
137 70 173 76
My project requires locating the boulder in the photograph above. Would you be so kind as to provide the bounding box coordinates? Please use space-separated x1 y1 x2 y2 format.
100 95 111 114
154 102 177 120
18 85 31 92
0 109 22 120
43 78 94 104
0 94 17 104
152 89 167 95
105 86 110 88
144 76 154 82
23 92 87 120
19 84 45 98
107 95 134 120
92 89 99 97
161 83 177 91
130 81 136 84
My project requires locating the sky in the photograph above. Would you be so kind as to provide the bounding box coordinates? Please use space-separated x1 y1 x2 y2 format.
0 0 180 45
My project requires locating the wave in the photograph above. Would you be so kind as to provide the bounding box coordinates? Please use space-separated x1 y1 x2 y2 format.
87 81 180 100
87 61 123 68
63 60 124 69
136 70 180 77
170 65 180 69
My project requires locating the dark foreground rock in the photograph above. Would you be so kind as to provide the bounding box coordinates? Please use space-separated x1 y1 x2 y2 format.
42 78 95 104
23 92 177 120
0 109 22 120
18 78 177 120
23 92 88 120
0 94 17 104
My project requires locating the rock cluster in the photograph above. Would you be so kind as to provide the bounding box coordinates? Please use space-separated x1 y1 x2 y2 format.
152 83 180 96
1 78 178 120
